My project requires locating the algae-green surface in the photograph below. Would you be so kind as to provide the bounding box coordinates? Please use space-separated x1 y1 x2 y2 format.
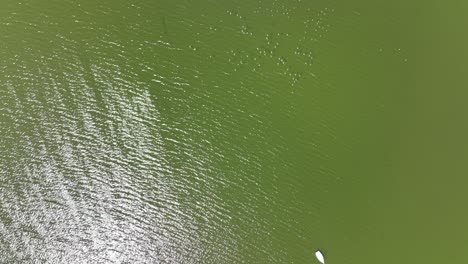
1 0 467 263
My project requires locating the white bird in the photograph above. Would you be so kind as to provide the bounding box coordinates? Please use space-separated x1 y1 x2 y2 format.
315 250 325 264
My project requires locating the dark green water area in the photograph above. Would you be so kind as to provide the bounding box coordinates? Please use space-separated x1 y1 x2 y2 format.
1 0 467 263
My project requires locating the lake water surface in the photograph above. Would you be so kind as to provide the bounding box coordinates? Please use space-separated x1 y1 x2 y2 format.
1 0 467 263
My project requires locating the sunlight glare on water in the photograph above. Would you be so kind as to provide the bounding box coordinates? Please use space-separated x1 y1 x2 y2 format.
1 0 467 263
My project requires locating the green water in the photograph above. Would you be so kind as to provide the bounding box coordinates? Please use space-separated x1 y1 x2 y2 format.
1 0 467 263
